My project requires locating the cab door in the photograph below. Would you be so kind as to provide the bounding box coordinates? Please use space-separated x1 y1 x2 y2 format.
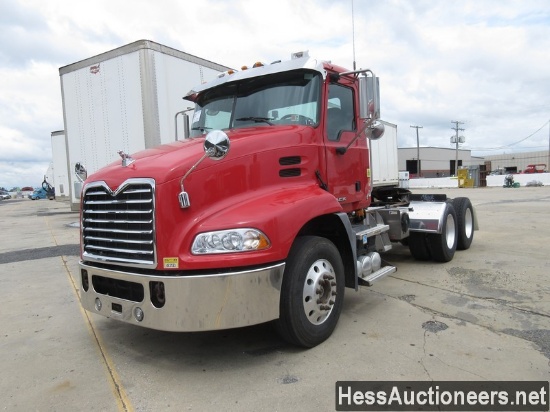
323 80 369 212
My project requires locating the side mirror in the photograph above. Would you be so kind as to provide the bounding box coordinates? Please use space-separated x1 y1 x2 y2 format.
75 162 87 182
204 130 230 160
370 122 385 140
178 130 231 209
359 75 380 120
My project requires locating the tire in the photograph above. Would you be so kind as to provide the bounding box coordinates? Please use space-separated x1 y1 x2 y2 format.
408 232 431 260
276 236 345 348
452 197 474 250
427 203 458 262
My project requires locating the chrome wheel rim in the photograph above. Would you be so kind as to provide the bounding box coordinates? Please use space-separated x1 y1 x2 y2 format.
446 214 456 249
464 208 473 239
302 259 337 325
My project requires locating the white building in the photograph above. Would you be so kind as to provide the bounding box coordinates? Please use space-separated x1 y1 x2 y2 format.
398 147 485 178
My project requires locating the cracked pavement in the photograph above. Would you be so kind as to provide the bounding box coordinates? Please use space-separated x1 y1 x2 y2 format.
368 187 550 367
0 187 549 411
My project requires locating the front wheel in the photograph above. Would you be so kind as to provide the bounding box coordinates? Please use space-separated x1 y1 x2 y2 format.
276 236 345 348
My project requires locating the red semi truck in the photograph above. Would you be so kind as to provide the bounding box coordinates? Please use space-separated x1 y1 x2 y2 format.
78 51 476 347
522 164 546 173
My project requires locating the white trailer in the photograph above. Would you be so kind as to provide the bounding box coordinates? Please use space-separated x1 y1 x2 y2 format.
50 130 69 198
59 39 230 210
370 120 399 188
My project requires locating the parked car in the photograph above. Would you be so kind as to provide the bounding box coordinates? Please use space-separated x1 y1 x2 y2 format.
0 191 11 200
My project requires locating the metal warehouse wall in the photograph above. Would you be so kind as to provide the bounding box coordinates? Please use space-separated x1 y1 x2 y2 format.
483 150 549 173
398 147 484 177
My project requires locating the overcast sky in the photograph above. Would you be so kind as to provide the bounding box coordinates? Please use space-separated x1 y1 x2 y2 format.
1 0 550 189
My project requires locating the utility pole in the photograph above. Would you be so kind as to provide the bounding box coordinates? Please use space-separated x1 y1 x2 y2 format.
451 121 465 175
410 125 423 177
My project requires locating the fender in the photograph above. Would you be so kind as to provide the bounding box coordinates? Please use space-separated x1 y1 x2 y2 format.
173 183 344 270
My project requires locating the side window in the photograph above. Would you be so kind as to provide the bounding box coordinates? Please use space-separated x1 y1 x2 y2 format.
327 84 355 141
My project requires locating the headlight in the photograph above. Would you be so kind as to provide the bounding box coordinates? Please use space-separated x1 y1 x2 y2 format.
191 228 270 254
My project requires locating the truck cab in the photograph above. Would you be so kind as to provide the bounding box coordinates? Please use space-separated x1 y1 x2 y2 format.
29 188 53 200
184 53 378 212
522 164 546 173
78 52 475 347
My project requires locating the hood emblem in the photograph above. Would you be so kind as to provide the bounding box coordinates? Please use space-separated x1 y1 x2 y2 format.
117 150 135 167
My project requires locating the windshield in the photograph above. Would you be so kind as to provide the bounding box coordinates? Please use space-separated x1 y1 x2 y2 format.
188 70 321 137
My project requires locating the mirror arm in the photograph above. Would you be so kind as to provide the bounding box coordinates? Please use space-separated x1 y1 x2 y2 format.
178 130 230 209
180 151 210 187
178 150 210 209
336 118 375 155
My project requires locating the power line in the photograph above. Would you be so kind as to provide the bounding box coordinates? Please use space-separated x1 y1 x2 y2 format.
470 119 549 151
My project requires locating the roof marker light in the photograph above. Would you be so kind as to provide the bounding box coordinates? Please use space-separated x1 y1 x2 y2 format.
217 69 237 78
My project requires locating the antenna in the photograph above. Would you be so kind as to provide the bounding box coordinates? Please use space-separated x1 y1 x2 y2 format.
351 0 356 70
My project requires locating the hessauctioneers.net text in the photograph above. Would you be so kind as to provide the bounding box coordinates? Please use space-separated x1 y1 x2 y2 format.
335 381 549 411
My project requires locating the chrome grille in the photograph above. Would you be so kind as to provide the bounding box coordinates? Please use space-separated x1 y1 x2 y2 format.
82 179 156 267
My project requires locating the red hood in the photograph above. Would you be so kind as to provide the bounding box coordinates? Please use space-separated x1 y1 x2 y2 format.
85 125 315 189
86 138 202 189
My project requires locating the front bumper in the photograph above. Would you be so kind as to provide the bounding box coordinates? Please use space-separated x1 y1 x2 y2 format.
79 261 285 332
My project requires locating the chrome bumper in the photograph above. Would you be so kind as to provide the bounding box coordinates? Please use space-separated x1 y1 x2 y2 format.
79 262 285 332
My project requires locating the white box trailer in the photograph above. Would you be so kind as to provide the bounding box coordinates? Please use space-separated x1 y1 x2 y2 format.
59 39 230 210
370 120 399 187
50 130 69 198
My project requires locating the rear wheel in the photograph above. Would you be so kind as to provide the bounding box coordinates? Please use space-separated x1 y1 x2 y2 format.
276 236 345 348
452 197 474 250
427 203 458 262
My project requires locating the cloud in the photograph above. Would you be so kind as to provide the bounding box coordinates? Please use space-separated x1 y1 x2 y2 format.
1 61 59 157
1 0 550 189
353 0 550 154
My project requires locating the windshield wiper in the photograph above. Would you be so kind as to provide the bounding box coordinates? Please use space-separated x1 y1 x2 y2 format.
235 117 274 126
191 126 212 132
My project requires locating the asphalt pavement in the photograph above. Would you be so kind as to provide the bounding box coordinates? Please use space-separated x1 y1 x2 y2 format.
0 187 549 411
